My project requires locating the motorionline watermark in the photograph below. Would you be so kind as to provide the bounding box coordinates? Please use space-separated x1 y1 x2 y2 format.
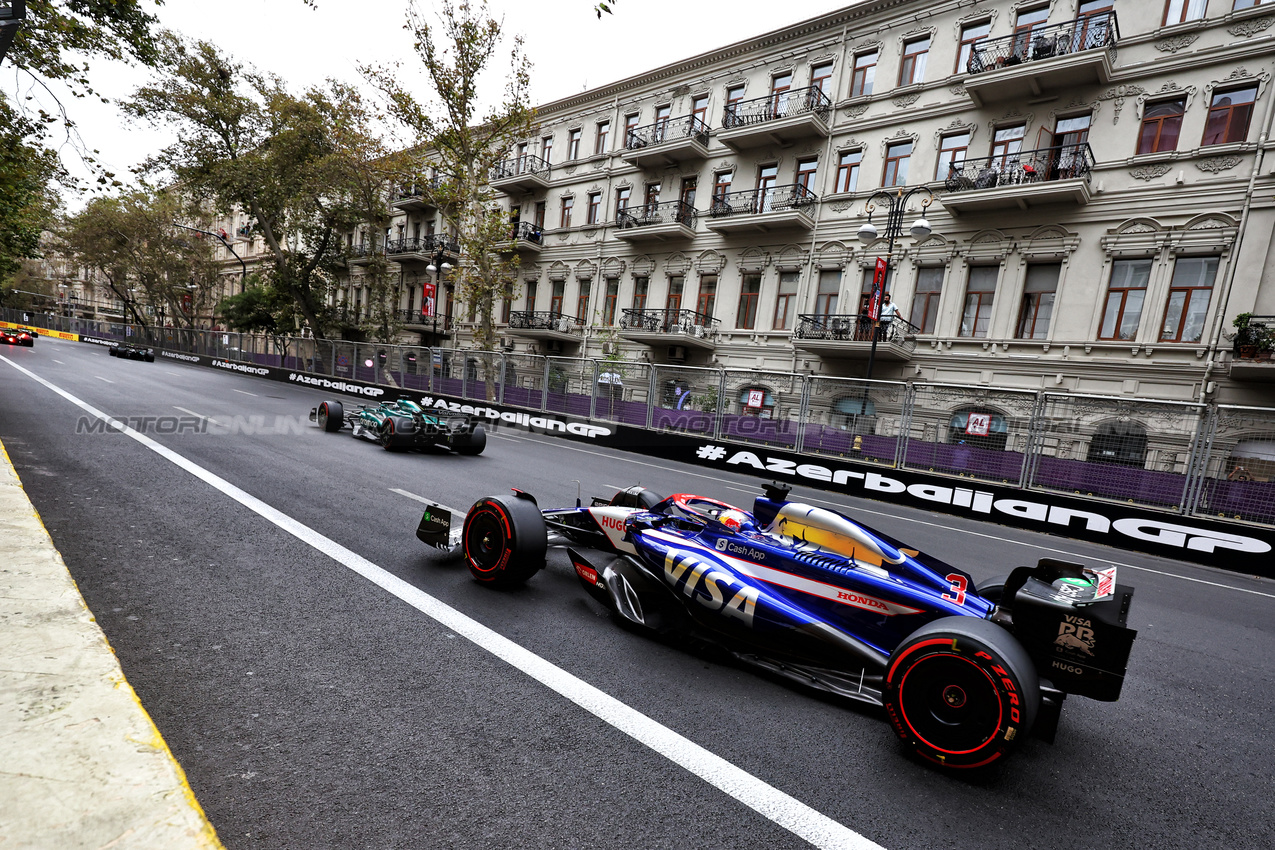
76 414 309 436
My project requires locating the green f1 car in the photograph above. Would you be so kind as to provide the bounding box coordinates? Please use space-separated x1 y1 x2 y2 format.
309 398 485 454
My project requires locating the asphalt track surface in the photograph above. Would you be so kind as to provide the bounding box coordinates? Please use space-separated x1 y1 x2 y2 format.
2 338 1273 850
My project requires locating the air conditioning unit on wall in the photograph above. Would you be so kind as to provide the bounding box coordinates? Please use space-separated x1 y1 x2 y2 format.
667 345 687 362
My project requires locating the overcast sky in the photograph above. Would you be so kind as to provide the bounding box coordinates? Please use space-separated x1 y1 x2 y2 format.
30 0 855 210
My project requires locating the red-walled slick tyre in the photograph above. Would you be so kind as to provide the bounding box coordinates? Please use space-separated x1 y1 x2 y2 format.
884 616 1039 769
317 400 344 432
462 494 546 588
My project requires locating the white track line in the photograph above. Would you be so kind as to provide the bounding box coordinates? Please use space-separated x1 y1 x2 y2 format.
52 359 64 365
490 427 1275 600
173 406 220 426
232 389 257 396
94 376 114 383
0 354 881 850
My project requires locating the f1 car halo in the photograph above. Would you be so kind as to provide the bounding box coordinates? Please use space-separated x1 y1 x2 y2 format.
417 481 1137 769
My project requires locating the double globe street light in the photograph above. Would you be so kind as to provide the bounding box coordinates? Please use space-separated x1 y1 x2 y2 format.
424 250 452 342
856 186 936 381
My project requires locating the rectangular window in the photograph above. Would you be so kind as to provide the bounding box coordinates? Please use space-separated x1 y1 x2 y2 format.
696 274 717 321
1138 99 1185 154
713 171 733 206
594 121 610 155
756 164 778 212
524 280 537 312
1202 86 1258 146
540 135 553 162
774 271 799 330
603 278 619 326
644 182 661 211
577 279 591 321
560 196 574 229
632 275 648 311
691 94 709 125
811 62 834 99
960 266 998 338
899 37 930 86
957 21 991 74
884 140 912 187
534 201 546 228
667 275 684 312
815 269 840 317
586 192 601 225
1013 6 1050 56
795 157 819 193
992 124 1026 169
737 274 761 329
835 150 861 193
1234 0 1274 8
1160 257 1217 343
615 186 631 217
937 132 971 180
624 113 640 146
910 267 943 334
850 51 876 98
726 84 746 119
550 280 565 315
1016 263 1060 339
501 296 511 324
1099 259 1152 340
653 104 672 141
567 128 582 160
1164 0 1208 25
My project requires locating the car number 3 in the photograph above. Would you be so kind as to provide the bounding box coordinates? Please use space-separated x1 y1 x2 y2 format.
942 573 967 606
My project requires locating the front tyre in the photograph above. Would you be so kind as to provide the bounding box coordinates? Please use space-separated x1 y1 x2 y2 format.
462 494 546 587
884 616 1039 769
317 400 344 433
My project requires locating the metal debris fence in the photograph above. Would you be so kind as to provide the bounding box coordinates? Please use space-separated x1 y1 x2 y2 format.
11 308 1274 528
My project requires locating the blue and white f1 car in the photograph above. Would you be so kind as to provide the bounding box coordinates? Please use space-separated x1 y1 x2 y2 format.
416 482 1137 768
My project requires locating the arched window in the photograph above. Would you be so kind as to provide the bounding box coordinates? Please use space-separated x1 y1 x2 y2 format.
832 395 877 431
947 408 1008 451
1086 420 1147 468
739 386 776 418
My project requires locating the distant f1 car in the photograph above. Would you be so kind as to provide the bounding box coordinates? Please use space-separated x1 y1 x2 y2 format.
108 343 155 361
1 328 36 347
310 398 485 454
418 481 1137 769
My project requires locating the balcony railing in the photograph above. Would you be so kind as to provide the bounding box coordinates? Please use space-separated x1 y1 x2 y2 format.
398 310 453 330
945 143 1095 192
617 200 697 229
491 154 551 181
349 243 383 259
967 12 1118 75
626 115 710 149
385 234 461 255
722 85 831 129
619 308 719 336
395 178 442 201
509 221 544 244
793 313 920 345
509 310 580 332
708 184 817 218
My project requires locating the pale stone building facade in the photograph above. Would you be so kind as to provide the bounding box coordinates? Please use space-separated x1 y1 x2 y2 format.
347 0 1275 410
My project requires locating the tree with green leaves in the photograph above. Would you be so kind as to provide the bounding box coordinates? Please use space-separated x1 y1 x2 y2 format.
0 105 60 293
59 188 220 332
363 0 535 353
124 34 408 340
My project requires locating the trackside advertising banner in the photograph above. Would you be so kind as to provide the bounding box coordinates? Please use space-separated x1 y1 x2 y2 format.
153 348 1275 575
1 321 79 342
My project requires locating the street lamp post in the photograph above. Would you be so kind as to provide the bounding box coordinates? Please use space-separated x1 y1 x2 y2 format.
172 222 248 294
856 186 935 381
424 247 453 344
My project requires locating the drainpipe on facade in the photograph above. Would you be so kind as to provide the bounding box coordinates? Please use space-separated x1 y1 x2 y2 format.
1197 58 1275 403
794 22 852 377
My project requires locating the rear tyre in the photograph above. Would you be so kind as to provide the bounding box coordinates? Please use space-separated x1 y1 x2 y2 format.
977 575 1010 606
108 348 118 357
379 415 414 450
462 494 546 587
317 400 344 433
453 424 486 456
884 616 1039 769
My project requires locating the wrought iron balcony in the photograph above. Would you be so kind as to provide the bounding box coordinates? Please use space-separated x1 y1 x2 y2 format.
942 143 1095 212
509 221 543 244
718 85 831 150
348 243 383 262
398 310 453 330
618 200 697 228
792 313 920 359
386 237 428 255
619 308 718 337
709 184 816 217
392 178 444 211
385 234 460 261
964 12 1118 105
621 115 711 167
508 310 580 333
490 154 551 194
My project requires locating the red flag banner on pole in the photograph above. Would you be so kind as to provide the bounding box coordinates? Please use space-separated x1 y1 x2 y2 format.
422 281 436 318
868 257 887 321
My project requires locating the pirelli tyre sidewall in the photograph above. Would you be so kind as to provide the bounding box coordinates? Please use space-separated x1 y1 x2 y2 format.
462 495 547 588
379 414 416 449
884 616 1040 769
317 400 344 432
452 423 486 455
